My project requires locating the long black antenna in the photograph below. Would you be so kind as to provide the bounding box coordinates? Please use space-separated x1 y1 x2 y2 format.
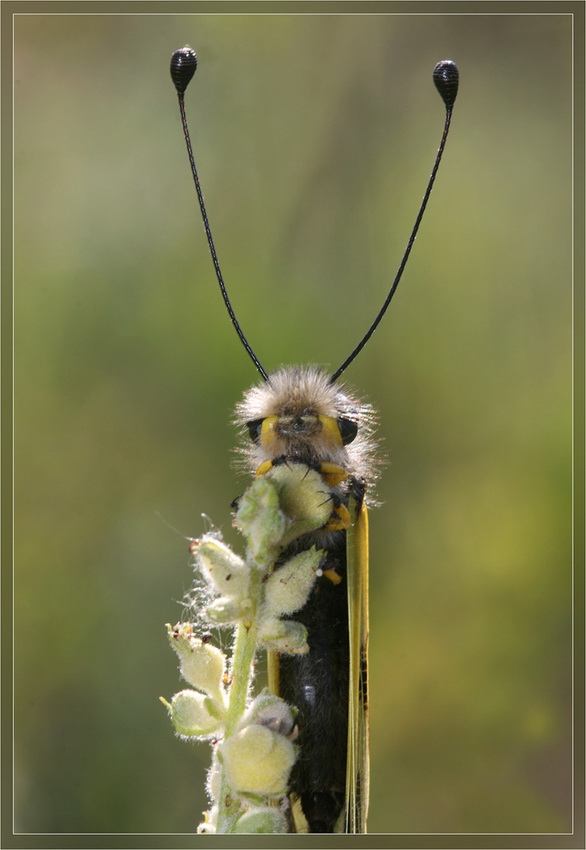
170 46 269 381
330 60 459 384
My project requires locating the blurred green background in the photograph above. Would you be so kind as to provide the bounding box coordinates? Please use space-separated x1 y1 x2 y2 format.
13 8 573 840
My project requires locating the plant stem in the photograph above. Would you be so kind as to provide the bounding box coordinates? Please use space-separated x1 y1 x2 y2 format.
216 564 263 831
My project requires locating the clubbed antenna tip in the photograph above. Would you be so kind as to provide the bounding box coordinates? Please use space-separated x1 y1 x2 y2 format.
433 59 459 109
171 46 198 96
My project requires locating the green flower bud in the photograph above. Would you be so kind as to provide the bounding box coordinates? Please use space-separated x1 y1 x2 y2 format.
242 689 295 737
221 724 296 797
191 535 248 597
235 477 286 565
205 596 241 624
267 464 332 546
259 618 309 654
236 807 288 833
263 548 322 618
166 689 224 738
167 624 226 700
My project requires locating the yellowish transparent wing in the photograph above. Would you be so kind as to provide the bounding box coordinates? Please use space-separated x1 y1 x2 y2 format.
344 497 370 833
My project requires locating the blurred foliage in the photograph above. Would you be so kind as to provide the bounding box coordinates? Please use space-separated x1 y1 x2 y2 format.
13 10 572 838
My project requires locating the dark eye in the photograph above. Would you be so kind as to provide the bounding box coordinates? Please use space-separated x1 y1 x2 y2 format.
246 418 264 444
337 417 358 445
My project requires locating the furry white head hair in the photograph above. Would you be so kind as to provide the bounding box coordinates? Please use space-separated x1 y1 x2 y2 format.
234 365 380 495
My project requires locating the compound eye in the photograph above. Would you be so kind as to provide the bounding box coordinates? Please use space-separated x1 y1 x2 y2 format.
337 417 358 445
246 418 264 444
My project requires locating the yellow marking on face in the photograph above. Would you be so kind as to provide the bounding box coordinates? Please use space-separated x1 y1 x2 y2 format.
318 415 344 447
259 416 280 451
257 413 344 456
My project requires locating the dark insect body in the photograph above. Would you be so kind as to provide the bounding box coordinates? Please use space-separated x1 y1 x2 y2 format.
169 45 458 833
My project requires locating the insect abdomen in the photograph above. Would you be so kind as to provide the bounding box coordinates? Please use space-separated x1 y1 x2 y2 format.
277 531 350 833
